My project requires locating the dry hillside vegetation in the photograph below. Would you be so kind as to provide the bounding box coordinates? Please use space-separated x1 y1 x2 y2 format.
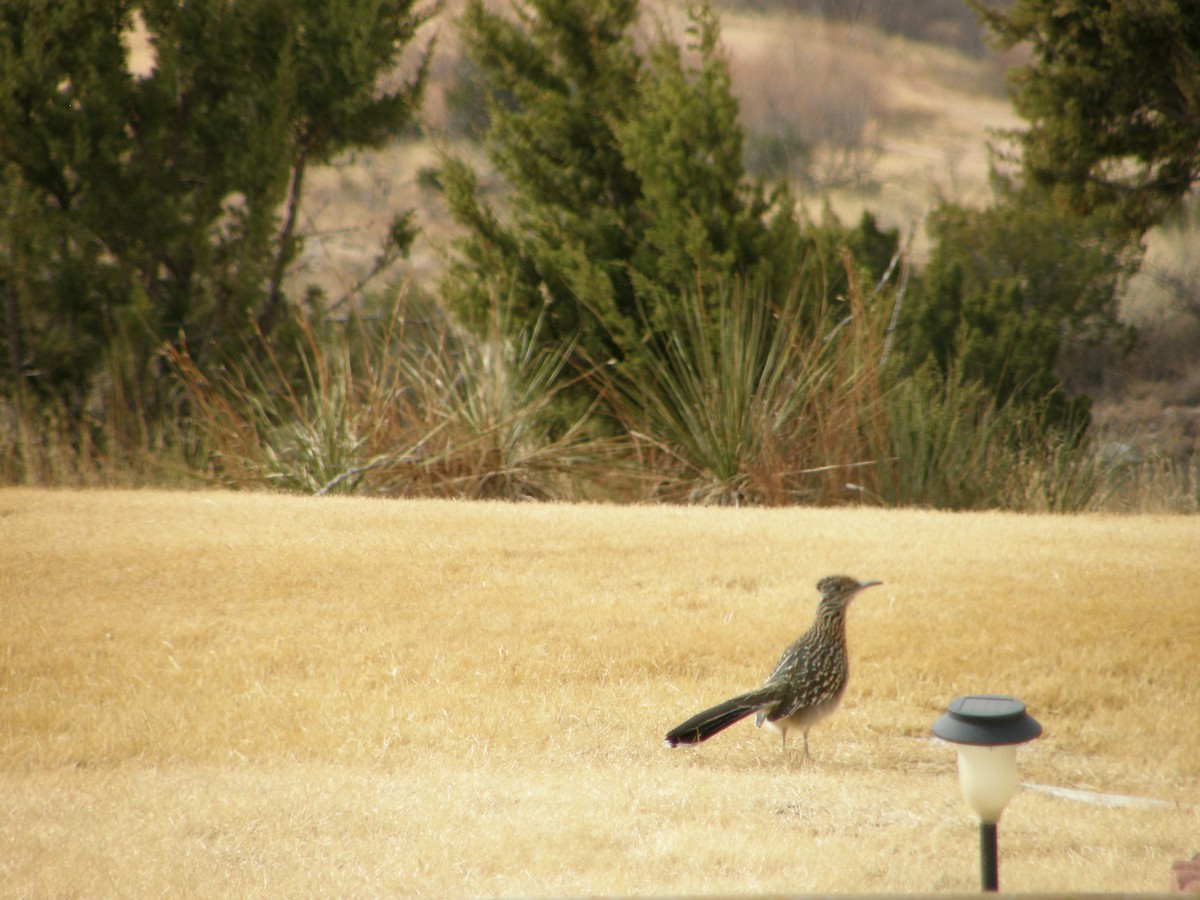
286 6 1018 299
1 489 1197 895
118 5 1199 469
719 9 1017 215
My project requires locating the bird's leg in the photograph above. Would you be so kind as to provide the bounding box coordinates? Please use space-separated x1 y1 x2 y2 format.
802 729 811 760
780 729 787 752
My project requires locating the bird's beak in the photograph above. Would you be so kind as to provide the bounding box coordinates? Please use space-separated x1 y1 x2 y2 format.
859 580 883 590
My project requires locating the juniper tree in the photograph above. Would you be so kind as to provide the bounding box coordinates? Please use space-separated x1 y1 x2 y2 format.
895 187 1135 429
0 0 434 418
438 0 817 384
976 0 1200 234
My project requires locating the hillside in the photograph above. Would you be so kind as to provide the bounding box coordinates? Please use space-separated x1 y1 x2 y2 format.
294 6 1021 299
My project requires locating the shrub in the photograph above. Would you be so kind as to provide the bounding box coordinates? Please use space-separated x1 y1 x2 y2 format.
439 0 810 405
0 0 433 424
893 187 1137 430
596 270 890 506
872 366 1122 512
169 287 615 500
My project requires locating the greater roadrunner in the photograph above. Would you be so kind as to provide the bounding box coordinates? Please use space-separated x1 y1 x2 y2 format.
664 575 882 757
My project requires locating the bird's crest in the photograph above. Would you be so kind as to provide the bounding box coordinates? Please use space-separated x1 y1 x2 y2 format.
816 575 864 597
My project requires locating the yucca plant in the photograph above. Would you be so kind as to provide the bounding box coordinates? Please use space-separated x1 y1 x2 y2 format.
168 315 381 494
599 278 889 505
375 294 617 500
170 287 614 500
872 363 1132 512
872 366 1006 509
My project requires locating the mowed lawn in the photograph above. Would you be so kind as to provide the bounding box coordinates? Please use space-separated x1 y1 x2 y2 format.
1 488 1197 896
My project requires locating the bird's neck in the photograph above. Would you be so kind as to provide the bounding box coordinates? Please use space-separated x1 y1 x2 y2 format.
811 604 847 640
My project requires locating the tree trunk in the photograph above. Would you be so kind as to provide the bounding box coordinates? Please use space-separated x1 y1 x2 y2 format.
3 275 23 409
259 150 308 338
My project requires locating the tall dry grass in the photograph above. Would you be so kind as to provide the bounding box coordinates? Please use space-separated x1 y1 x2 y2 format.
598 277 888 506
1 488 1197 896
168 289 615 500
0 395 193 490
7 276 1186 512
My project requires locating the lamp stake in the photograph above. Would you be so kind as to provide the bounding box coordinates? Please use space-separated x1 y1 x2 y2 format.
980 822 999 892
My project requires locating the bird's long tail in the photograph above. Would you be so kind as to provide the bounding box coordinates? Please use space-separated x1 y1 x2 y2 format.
663 686 779 747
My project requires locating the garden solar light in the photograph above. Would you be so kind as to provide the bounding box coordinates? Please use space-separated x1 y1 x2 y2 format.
932 694 1042 892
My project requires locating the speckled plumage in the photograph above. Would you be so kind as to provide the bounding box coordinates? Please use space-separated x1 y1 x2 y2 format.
663 575 882 757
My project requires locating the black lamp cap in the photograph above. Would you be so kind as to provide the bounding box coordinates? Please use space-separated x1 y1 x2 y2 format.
932 694 1043 746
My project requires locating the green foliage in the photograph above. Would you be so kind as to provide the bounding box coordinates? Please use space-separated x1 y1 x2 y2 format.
439 0 640 343
600 281 820 505
439 0 911 440
0 0 433 419
894 186 1136 427
873 365 1124 512
976 0 1200 233
874 366 1003 509
598 277 891 506
439 0 815 384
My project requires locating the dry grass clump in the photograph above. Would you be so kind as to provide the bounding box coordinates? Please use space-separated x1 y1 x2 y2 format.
168 292 615 501
1 489 1197 895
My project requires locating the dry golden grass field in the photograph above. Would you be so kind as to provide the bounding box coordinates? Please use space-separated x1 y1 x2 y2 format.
1 488 1197 896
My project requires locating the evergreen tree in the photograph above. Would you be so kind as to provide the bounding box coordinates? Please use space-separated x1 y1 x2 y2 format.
440 0 645 365
439 0 818 381
976 0 1200 234
0 0 434 417
896 185 1135 427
